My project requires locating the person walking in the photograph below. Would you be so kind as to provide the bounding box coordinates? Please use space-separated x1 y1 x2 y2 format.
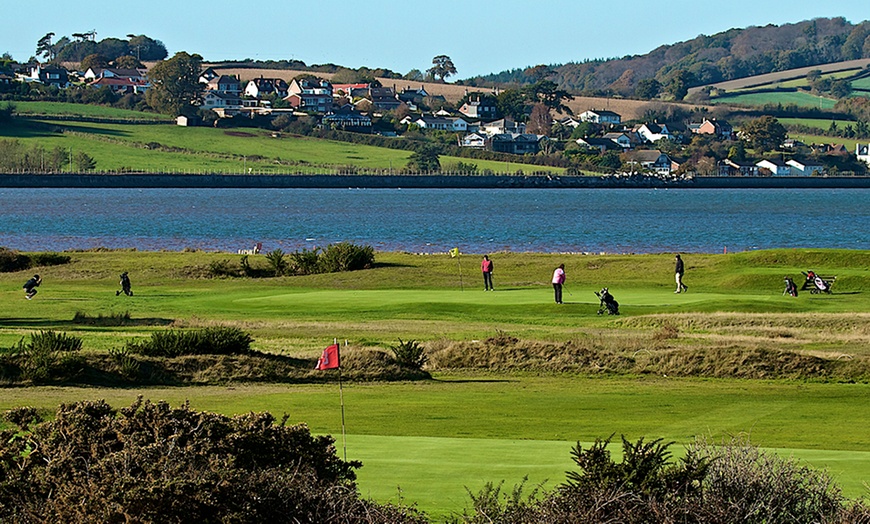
674 254 688 293
481 255 494 291
552 264 566 304
23 274 41 300
116 272 133 296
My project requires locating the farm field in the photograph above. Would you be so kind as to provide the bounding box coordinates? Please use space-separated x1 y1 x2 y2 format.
1 248 870 519
779 117 857 130
9 101 172 121
709 90 838 108
1 118 554 174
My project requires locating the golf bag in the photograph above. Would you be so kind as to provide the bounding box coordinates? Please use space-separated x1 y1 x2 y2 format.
783 277 798 297
802 271 832 294
595 287 619 315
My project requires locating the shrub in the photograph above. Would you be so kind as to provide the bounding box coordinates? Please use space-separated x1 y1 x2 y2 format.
0 247 30 272
318 242 375 273
108 347 140 379
265 248 289 276
28 252 71 267
0 399 427 523
289 247 320 275
389 339 428 370
127 327 253 357
72 311 132 326
208 258 239 278
9 331 85 383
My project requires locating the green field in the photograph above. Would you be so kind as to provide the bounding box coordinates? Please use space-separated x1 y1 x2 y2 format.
2 249 869 519
710 91 838 109
1 116 563 174
10 101 172 121
779 117 858 131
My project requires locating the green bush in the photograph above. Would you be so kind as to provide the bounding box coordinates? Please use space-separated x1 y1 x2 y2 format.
0 399 427 523
318 242 375 273
289 247 319 275
0 247 30 272
127 327 253 357
389 339 428 370
208 258 239 278
29 252 71 267
265 248 289 276
108 347 140 379
10 331 85 383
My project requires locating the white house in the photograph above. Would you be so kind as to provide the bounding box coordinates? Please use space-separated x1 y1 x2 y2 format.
623 150 672 175
603 132 633 149
633 123 673 143
579 109 621 125
480 118 526 136
787 159 824 176
461 132 487 148
756 159 792 176
202 91 242 111
857 144 870 166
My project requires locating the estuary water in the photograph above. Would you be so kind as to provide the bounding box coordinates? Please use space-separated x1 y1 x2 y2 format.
0 188 868 254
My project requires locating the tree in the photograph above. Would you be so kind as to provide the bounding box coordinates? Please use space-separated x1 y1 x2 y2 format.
403 68 424 81
665 69 695 101
80 53 109 71
740 115 787 153
524 64 554 83
634 78 662 99
145 52 204 116
526 103 552 136
74 152 96 171
427 55 457 82
496 89 526 121
127 34 168 61
113 55 143 69
36 33 55 61
406 145 441 172
524 80 574 115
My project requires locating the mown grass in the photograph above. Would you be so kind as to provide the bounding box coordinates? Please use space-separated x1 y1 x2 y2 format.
11 101 172 120
710 91 838 109
779 117 858 131
0 118 551 174
2 248 870 518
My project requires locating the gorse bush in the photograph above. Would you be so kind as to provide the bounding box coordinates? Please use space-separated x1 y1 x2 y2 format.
458 434 867 524
126 327 254 357
0 399 427 523
289 247 320 275
0 248 71 272
318 242 375 273
390 339 428 370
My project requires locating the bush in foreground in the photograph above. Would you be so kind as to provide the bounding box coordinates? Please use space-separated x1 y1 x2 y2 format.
458 435 869 524
0 399 426 523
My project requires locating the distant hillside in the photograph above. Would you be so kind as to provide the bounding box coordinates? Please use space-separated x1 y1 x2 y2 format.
467 17 870 97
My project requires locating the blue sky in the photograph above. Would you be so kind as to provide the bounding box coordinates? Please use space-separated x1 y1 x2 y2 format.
2 1 868 78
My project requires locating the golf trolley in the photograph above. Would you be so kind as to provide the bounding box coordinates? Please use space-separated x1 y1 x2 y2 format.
594 287 619 315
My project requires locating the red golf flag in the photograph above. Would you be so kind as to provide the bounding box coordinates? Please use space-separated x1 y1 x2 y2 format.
316 343 340 370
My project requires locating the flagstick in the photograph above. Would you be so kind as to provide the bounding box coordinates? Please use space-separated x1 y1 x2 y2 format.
339 339 347 461
457 255 464 291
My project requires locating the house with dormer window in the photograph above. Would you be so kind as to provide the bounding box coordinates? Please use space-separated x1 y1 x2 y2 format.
579 109 621 125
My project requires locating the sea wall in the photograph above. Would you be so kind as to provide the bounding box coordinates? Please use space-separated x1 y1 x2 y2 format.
1 173 870 189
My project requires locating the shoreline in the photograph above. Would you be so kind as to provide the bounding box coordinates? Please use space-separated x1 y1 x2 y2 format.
2 173 870 189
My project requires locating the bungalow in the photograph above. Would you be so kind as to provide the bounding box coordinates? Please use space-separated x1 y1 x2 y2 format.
480 118 526 136
460 132 487 149
89 76 148 94
857 144 870 166
85 67 147 82
459 97 498 120
603 132 633 149
579 109 621 125
205 75 241 94
688 118 732 139
323 105 372 133
244 77 289 98
575 137 622 153
719 159 759 177
633 123 673 143
787 158 824 176
202 91 243 111
623 150 672 176
756 158 791 176
409 115 467 132
489 133 547 155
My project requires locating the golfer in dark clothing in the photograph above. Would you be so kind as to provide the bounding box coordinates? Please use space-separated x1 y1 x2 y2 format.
674 254 687 293
481 255 494 291
117 272 133 296
23 274 41 300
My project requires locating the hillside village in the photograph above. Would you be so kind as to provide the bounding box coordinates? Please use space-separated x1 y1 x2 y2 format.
3 50 870 177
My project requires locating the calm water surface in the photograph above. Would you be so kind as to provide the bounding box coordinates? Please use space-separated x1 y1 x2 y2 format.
0 188 868 253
